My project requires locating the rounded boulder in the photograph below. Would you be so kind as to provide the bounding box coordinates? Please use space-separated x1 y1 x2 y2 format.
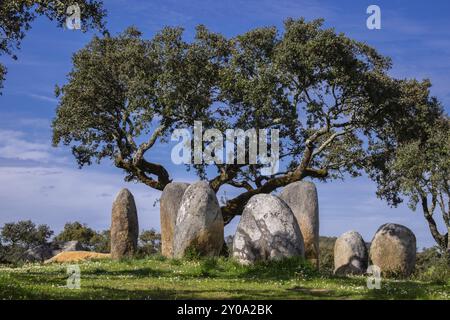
232 194 305 264
173 181 224 258
334 231 368 275
369 223 416 277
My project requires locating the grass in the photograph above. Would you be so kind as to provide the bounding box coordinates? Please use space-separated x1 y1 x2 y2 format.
0 256 448 300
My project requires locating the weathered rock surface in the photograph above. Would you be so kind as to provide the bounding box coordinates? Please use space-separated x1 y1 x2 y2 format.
51 240 85 256
280 181 319 267
232 194 305 264
110 189 139 260
160 182 190 257
334 231 368 275
173 181 224 258
369 223 416 277
22 245 53 262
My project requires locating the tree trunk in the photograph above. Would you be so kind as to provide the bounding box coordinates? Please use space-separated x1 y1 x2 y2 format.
220 168 328 225
421 196 447 251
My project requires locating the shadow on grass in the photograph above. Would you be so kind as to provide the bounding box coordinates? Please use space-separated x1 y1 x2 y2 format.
57 285 335 300
236 257 319 281
362 281 431 300
83 267 169 278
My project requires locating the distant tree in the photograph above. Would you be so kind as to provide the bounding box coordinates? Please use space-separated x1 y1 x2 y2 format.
415 246 449 283
0 0 106 92
1 220 53 247
0 242 6 263
138 229 161 256
52 18 443 225
0 220 53 263
54 221 96 247
318 236 337 274
372 116 450 252
90 229 110 253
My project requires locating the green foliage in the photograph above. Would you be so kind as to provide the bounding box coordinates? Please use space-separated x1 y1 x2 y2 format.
54 221 110 252
318 236 336 275
0 220 53 264
1 220 53 247
52 25 227 190
53 18 446 223
244 257 318 280
0 0 106 91
199 257 219 277
373 115 450 250
414 247 450 284
89 229 110 253
137 229 161 257
183 246 203 261
54 221 95 247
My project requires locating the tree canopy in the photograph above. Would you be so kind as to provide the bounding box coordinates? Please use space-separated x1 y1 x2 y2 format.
372 115 449 251
0 220 53 247
0 0 106 92
53 18 445 224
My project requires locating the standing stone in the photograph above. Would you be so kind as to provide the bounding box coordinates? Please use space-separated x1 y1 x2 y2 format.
280 181 319 267
110 189 139 260
160 182 190 257
369 223 416 277
232 194 305 265
173 181 224 258
334 231 368 275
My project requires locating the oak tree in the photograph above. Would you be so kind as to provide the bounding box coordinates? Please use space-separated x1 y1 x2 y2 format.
0 0 106 92
53 19 443 225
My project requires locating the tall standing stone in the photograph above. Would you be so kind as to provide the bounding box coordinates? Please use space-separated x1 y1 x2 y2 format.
232 194 305 265
173 181 224 258
160 182 190 257
334 231 368 275
369 223 416 277
111 189 139 260
280 181 319 267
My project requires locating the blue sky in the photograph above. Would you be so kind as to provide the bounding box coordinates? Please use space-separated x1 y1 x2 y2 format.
0 0 449 249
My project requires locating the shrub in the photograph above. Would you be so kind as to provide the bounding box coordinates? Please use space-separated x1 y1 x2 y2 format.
90 229 110 253
54 222 111 253
137 229 161 257
414 246 450 284
0 220 53 264
54 222 96 248
319 236 336 275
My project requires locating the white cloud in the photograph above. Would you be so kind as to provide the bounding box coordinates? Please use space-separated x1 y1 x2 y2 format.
0 166 162 234
0 130 53 162
27 93 58 103
0 129 69 164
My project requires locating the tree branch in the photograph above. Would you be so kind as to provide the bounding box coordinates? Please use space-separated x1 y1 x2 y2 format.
420 193 447 250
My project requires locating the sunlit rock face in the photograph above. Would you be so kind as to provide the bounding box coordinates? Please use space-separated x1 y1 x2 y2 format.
233 194 305 265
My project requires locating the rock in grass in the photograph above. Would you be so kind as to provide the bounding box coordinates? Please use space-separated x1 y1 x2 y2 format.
334 231 368 275
232 194 304 264
51 240 86 256
280 181 319 267
110 189 139 260
160 182 190 257
369 223 416 277
22 244 53 262
173 181 224 258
